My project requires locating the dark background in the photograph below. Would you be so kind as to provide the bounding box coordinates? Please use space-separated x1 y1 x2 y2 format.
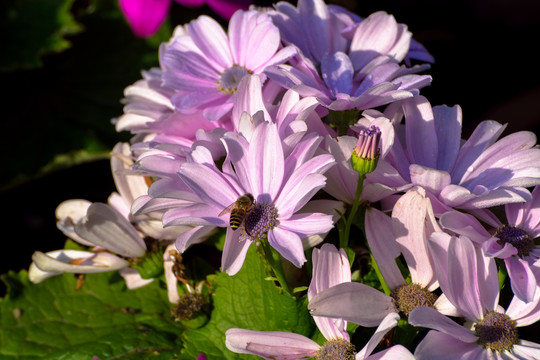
1 0 540 340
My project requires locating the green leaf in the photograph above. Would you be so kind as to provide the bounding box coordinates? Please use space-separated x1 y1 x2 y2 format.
0 270 184 359
0 0 82 70
181 246 315 359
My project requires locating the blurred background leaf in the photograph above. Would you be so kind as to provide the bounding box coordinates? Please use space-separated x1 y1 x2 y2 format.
0 0 82 71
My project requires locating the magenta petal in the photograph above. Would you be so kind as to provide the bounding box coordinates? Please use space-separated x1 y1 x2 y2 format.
225 328 319 359
308 282 396 327
205 0 251 20
119 0 171 38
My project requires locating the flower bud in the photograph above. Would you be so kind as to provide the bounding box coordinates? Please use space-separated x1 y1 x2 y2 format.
351 125 381 175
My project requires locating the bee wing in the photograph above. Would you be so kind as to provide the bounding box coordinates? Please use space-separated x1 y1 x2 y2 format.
218 201 236 217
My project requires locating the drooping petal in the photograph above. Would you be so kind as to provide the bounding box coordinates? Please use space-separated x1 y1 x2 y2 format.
308 282 397 327
225 328 319 360
31 250 128 280
308 244 351 341
392 187 437 290
222 228 253 275
506 257 538 303
365 207 405 290
356 312 400 359
408 307 478 343
412 329 481 360
119 268 154 289
268 226 306 268
75 203 146 257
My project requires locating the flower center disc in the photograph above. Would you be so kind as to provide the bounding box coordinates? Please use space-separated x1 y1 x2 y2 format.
241 203 278 240
391 283 437 316
474 311 518 351
218 65 251 94
316 338 356 360
496 225 534 258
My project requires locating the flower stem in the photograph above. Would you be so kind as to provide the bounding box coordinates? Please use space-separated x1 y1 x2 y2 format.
339 174 365 249
259 239 291 294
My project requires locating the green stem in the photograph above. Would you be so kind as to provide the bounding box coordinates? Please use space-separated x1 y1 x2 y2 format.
370 253 391 295
259 240 291 294
340 174 365 249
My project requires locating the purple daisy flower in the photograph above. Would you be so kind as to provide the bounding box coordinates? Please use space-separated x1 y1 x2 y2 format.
409 232 540 359
160 116 335 274
161 9 297 121
439 185 540 303
265 8 432 112
375 95 540 212
225 244 412 359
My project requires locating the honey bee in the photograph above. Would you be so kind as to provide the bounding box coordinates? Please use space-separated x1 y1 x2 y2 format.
219 193 254 234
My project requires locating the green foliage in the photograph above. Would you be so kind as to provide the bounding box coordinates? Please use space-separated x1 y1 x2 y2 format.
181 246 315 359
0 270 183 359
0 0 81 70
1 0 161 190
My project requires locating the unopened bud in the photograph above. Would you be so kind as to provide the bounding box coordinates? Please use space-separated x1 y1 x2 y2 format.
351 125 381 175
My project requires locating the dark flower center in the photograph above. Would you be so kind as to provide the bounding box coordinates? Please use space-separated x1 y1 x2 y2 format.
496 225 534 258
316 338 356 360
240 203 279 240
474 311 519 351
217 65 251 94
171 293 206 320
391 283 437 317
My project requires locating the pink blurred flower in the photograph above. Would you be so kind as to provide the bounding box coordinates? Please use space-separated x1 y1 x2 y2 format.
119 0 172 38
119 0 252 38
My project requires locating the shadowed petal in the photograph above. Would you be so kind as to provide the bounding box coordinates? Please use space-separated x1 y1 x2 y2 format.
268 226 306 268
308 282 396 327
413 330 482 360
225 328 319 359
408 307 478 343
222 228 253 275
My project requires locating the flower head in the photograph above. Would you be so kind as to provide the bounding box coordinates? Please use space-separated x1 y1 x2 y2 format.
162 9 296 120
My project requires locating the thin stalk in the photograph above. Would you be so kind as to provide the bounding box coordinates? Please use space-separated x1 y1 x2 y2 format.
259 240 291 294
339 174 365 249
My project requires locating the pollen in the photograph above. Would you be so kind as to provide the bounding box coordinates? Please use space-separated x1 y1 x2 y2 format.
240 203 279 240
495 225 534 258
390 283 437 317
316 338 356 360
217 65 252 95
474 311 519 352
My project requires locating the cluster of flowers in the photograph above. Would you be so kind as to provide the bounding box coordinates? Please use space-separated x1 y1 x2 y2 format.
30 0 540 358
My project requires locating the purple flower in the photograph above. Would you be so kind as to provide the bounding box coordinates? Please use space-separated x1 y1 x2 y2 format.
439 185 540 303
118 0 252 38
225 244 412 359
409 232 540 359
176 0 252 20
162 9 297 121
308 187 460 328
119 0 171 38
376 95 540 212
265 8 432 111
159 115 335 274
